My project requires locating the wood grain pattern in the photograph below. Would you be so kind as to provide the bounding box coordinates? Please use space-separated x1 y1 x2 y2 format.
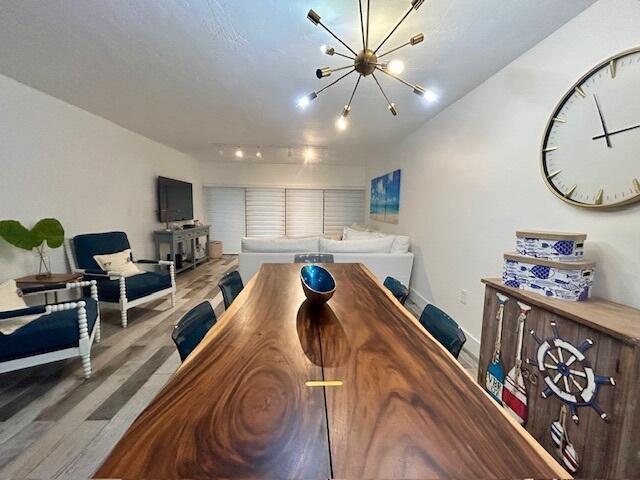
479 281 640 478
97 264 567 479
483 278 640 345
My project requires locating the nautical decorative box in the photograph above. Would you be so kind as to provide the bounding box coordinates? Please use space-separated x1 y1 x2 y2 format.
503 253 595 301
515 230 586 262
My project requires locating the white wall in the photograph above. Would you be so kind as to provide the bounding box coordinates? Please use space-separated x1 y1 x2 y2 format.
0 74 204 282
199 160 366 189
366 0 640 354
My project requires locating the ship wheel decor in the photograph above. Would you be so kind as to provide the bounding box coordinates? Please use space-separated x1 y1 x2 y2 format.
527 321 616 423
299 0 435 128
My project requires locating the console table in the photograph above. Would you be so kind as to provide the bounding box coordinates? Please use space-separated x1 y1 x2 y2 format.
153 226 210 274
479 278 640 478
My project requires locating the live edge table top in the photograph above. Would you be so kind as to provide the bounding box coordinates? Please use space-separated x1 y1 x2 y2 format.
96 264 568 479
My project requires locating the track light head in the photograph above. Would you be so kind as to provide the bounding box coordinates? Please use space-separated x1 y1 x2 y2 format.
307 9 321 25
316 67 332 79
388 103 398 116
410 33 424 45
411 0 425 10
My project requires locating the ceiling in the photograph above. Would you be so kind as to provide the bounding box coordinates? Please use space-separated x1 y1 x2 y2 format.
0 0 595 164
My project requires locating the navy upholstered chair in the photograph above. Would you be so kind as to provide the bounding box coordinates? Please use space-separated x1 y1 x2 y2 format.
383 276 409 305
294 253 335 264
218 271 244 309
0 280 100 378
171 301 217 362
418 304 467 359
66 232 176 328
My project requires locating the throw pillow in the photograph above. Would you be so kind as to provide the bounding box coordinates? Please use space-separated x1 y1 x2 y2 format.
93 249 142 277
320 237 394 253
0 279 27 312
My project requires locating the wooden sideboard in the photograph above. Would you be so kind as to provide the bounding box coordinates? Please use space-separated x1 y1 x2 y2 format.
479 278 640 479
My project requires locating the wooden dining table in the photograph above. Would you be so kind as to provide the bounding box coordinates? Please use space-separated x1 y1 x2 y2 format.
96 263 568 479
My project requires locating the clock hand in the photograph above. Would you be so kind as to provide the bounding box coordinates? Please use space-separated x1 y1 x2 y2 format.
593 94 612 148
593 123 640 140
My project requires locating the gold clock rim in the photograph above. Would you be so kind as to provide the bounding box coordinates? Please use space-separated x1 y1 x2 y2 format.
540 45 640 210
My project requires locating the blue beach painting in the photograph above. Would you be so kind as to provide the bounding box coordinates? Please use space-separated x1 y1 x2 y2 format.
370 169 400 224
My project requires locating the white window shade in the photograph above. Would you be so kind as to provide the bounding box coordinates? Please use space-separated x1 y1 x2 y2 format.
246 188 286 237
203 187 245 254
286 189 324 237
323 189 365 236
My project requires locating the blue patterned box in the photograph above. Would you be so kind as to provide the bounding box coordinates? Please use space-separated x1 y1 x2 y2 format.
515 230 586 262
503 253 595 301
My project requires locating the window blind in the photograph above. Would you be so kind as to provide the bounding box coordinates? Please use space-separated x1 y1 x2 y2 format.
203 187 246 254
323 189 365 236
285 189 324 237
245 188 286 237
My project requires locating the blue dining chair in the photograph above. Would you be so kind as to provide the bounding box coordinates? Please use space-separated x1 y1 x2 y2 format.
383 276 409 305
294 253 335 263
171 301 217 362
218 271 244 309
418 304 467 359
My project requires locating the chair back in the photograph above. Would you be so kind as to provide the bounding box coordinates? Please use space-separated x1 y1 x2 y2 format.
383 276 409 305
418 304 467 359
72 232 131 270
218 271 244 309
294 253 335 263
171 301 217 361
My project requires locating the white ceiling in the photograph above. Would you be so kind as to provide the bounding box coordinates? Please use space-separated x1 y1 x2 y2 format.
0 0 594 164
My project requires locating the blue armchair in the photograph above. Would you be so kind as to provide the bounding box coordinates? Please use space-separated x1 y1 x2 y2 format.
0 280 100 378
66 231 176 328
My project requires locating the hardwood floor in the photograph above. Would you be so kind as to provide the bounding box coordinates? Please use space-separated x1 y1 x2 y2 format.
0 256 238 480
0 256 478 479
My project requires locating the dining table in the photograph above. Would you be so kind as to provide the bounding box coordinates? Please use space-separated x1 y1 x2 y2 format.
95 263 569 479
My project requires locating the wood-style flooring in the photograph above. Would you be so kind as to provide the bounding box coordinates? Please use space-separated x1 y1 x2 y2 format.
0 256 238 480
0 256 478 479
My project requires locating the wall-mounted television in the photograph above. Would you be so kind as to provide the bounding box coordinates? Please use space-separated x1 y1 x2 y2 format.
157 176 194 222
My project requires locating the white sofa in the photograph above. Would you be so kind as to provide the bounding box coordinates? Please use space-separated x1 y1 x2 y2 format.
238 230 414 287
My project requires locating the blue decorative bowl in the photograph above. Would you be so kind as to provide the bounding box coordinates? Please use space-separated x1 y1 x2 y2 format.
300 265 336 304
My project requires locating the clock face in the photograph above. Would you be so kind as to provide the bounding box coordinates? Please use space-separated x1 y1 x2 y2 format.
541 47 640 208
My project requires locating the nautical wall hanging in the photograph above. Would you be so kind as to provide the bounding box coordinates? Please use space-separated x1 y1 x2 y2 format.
486 293 508 404
502 301 531 425
550 405 579 473
528 321 616 423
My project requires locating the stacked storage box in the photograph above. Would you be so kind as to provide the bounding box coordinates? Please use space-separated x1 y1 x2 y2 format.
502 231 595 301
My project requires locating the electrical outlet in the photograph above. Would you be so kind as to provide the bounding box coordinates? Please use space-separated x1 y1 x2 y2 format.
460 289 468 305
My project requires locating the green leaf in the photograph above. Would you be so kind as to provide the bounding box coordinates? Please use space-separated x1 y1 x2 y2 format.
0 220 39 250
31 218 65 248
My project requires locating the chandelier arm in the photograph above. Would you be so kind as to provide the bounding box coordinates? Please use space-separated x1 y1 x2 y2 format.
327 64 357 75
371 73 393 107
376 66 415 90
365 0 371 49
317 68 356 95
374 6 413 54
333 51 356 60
378 41 411 58
319 22 358 56
347 74 363 109
359 0 366 49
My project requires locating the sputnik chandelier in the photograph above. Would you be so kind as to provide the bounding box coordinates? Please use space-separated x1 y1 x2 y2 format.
298 0 434 130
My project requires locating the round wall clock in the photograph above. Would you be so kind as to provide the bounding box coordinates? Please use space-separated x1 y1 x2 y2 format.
541 47 640 208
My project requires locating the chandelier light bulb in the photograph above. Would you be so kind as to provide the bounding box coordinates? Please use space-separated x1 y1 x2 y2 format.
297 91 317 109
235 148 244 158
388 60 404 75
336 116 348 131
304 147 315 163
256 149 262 158
423 89 437 103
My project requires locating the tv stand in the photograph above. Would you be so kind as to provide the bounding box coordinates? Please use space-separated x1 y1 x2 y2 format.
154 225 210 274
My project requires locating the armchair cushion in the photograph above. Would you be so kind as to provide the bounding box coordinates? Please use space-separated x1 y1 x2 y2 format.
73 232 131 271
0 298 98 362
94 272 172 302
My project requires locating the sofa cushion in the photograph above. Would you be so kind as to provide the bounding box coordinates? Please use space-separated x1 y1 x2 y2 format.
343 227 383 241
0 280 27 312
74 232 131 270
390 235 410 254
242 237 320 253
320 237 394 253
343 227 410 253
94 271 172 302
0 298 98 362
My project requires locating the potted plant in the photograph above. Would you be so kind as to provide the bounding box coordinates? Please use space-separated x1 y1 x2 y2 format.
0 218 65 278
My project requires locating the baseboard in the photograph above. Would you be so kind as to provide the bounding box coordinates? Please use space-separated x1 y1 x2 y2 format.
408 287 481 359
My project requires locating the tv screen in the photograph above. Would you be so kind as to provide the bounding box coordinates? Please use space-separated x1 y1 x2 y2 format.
157 177 194 222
